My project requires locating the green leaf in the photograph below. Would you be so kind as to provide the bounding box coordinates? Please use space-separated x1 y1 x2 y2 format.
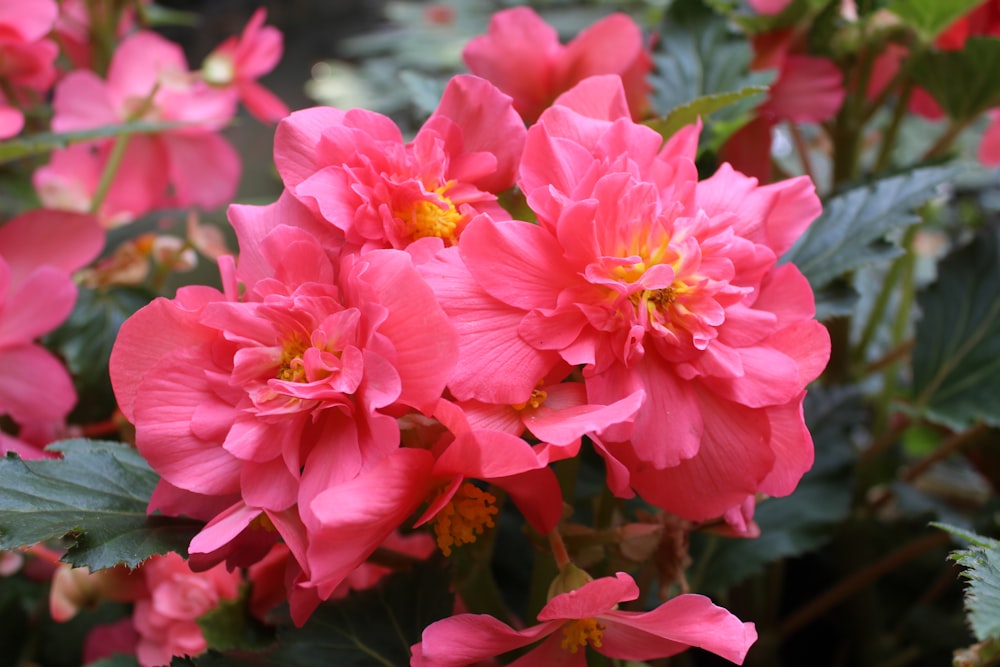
889 0 984 42
645 86 769 143
649 13 775 149
0 439 201 569
910 227 1000 430
910 38 1000 121
690 387 861 592
45 286 153 424
198 586 274 653
935 523 1000 641
781 165 963 290
0 121 187 164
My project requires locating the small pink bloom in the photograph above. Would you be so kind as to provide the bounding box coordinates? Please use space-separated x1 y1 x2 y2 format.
0 0 58 91
463 7 651 123
43 31 240 220
132 552 242 667
748 0 793 13
275 74 524 252
412 571 757 666
201 8 289 123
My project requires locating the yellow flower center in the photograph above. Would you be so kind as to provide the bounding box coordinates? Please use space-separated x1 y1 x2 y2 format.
397 183 463 244
432 483 498 556
512 385 548 411
561 617 604 653
249 513 276 532
277 334 309 383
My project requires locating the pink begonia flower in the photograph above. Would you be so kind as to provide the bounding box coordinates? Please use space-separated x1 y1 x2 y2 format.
299 398 563 611
41 30 240 222
52 0 146 69
132 552 242 667
83 618 140 665
111 217 458 620
412 571 757 666
0 210 104 455
427 76 829 522
463 7 652 124
201 8 289 124
274 74 524 253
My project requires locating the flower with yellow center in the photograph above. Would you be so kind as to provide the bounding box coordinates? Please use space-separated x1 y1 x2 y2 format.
561 617 605 653
395 182 464 244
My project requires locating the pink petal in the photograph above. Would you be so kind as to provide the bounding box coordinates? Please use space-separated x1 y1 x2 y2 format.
0 105 23 139
0 0 58 42
0 266 76 343
415 614 558 667
107 31 188 104
0 344 76 422
525 387 645 445
538 572 639 620
274 106 346 188
600 594 757 664
238 79 289 124
50 70 118 132
0 210 103 280
560 16 650 118
757 394 813 497
431 74 526 192
164 132 240 209
980 109 1000 166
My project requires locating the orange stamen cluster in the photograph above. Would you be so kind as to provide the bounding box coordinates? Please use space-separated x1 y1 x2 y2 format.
397 183 463 243
561 617 605 653
277 333 309 382
432 482 499 556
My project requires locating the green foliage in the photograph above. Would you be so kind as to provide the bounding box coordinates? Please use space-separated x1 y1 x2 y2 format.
910 38 1000 121
889 0 986 42
0 121 185 164
45 286 153 424
781 165 963 290
198 586 274 653
645 86 769 143
936 523 1000 642
0 439 201 570
910 227 1000 430
690 387 861 592
649 10 774 150
179 565 453 667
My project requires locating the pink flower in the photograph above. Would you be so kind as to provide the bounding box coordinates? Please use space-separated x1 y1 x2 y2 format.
463 7 651 124
0 0 59 138
111 217 458 613
42 31 240 221
0 210 104 453
132 552 242 667
747 0 793 13
462 7 653 123
298 399 563 609
201 8 289 124
274 74 525 253
427 76 829 522
412 571 757 666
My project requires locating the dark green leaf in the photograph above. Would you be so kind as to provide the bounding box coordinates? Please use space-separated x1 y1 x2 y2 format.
198 586 274 653
645 86 769 143
0 121 187 164
910 227 1000 430
0 439 201 569
690 387 861 591
910 38 1000 121
935 523 1000 641
890 0 985 42
649 13 774 149
781 165 963 290
45 286 153 424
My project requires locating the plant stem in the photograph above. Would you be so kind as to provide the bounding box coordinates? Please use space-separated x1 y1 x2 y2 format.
89 132 130 216
921 117 975 162
788 122 815 184
775 530 950 639
873 82 913 173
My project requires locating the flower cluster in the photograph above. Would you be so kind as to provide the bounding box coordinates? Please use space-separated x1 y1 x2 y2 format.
107 7 829 665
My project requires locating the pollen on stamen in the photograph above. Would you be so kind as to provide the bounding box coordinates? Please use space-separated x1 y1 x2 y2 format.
396 183 463 244
432 482 499 556
512 385 548 411
561 617 605 653
277 334 309 383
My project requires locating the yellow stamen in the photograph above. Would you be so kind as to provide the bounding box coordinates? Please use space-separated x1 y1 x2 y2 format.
561 617 605 653
396 183 463 243
277 334 309 382
512 385 548 411
432 483 498 556
249 513 276 532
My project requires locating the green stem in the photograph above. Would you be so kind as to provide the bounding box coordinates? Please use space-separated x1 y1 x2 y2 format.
873 82 913 173
787 122 815 184
89 132 130 216
921 117 975 162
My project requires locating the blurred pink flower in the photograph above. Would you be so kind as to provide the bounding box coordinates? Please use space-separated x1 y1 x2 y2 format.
463 7 651 124
201 8 289 124
133 552 242 667
274 74 524 253
412 571 757 666
0 0 59 138
41 31 240 221
0 210 104 455
748 0 793 14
